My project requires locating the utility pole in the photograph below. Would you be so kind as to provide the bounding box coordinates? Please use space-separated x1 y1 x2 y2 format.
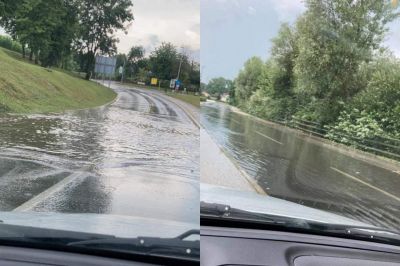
176 46 185 80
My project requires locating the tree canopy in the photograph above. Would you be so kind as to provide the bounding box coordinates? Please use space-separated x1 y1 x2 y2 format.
0 0 134 79
229 0 400 150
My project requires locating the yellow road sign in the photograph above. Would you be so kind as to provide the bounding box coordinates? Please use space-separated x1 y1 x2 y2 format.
151 78 158 85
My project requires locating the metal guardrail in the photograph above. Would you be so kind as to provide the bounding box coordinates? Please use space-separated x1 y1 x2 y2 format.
277 116 400 160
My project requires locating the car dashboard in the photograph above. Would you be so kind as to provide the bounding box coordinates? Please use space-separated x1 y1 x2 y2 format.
201 226 400 266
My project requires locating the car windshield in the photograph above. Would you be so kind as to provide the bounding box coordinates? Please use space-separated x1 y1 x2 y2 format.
0 0 200 259
200 0 400 241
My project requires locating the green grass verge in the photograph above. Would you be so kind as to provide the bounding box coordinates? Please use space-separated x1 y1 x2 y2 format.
0 47 116 113
126 83 200 107
165 92 200 107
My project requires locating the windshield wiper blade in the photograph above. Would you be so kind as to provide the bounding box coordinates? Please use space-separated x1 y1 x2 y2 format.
201 202 400 245
67 229 200 259
201 201 310 229
328 227 400 244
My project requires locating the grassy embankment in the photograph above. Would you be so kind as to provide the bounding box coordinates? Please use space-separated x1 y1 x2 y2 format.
165 92 200 107
0 47 116 113
130 83 200 107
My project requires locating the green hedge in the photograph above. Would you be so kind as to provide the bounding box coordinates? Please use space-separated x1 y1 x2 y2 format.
0 35 22 53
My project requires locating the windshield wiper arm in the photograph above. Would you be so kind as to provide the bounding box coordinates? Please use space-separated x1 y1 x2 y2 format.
201 201 310 229
201 202 400 245
67 229 200 259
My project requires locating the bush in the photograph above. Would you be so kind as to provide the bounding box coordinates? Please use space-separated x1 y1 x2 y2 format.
0 35 22 53
326 109 386 145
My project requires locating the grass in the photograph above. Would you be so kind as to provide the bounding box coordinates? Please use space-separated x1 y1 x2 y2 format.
0 47 116 113
165 92 200 107
127 83 200 107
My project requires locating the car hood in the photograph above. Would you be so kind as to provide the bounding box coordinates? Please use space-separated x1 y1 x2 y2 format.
201 183 374 228
0 211 198 239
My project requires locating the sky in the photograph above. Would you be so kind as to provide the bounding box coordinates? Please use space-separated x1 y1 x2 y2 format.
201 0 400 83
117 0 200 61
0 0 200 61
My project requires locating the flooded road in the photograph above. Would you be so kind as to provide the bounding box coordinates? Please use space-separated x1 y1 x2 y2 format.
0 82 199 224
201 101 400 231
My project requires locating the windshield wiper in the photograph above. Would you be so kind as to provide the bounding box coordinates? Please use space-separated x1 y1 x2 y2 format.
201 202 400 246
67 229 200 259
201 201 310 229
326 227 400 244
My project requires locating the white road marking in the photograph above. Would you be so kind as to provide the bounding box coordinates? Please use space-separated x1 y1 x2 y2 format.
13 171 88 211
255 130 283 145
331 167 400 203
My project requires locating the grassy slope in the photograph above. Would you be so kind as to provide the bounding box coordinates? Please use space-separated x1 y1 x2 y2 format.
165 92 200 107
132 84 200 107
0 48 116 113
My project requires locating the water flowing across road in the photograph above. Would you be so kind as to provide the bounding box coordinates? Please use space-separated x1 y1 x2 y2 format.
201 101 400 231
0 82 199 224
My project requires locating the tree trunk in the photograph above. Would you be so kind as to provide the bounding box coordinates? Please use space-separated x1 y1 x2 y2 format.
34 52 38 64
22 44 26 58
85 51 94 80
29 50 33 61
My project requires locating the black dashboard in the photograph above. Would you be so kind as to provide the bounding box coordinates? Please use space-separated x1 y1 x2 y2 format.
201 226 400 266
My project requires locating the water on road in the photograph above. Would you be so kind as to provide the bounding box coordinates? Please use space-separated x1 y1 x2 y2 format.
0 83 199 224
201 101 400 231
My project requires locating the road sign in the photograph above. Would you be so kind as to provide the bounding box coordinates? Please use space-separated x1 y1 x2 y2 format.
175 79 181 90
170 79 177 89
94 56 117 75
151 78 158 85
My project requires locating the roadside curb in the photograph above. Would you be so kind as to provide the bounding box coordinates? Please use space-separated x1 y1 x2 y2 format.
201 126 267 195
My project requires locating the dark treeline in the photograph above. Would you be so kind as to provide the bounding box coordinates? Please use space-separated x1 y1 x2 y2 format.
0 0 133 79
114 43 200 91
206 0 400 151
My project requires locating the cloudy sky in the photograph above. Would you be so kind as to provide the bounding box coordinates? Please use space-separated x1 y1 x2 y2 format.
1 0 200 61
201 0 400 83
117 0 200 60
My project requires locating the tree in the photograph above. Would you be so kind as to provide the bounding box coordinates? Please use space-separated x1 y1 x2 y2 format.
1 0 77 66
234 56 264 106
206 77 233 96
294 0 399 123
75 0 134 79
128 45 145 76
149 42 178 80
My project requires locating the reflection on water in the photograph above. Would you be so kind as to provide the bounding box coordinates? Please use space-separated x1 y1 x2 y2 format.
201 101 400 230
0 85 199 223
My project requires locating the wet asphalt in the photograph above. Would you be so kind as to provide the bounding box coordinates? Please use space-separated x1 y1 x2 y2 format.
201 101 400 231
0 82 199 224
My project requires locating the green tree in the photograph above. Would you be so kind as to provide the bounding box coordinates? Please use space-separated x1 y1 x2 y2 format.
149 42 178 80
294 0 399 123
75 0 134 79
128 45 145 77
206 77 233 96
234 56 264 106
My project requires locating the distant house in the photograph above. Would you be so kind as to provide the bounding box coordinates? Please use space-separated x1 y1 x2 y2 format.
220 93 230 102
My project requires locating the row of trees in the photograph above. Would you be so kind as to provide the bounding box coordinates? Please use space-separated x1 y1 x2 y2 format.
224 0 400 143
202 77 233 98
0 0 134 79
114 43 200 91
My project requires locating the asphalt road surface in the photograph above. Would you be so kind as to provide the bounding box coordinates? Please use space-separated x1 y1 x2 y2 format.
201 101 400 231
0 82 199 224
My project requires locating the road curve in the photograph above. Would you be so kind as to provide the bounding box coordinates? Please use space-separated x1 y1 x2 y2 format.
0 82 199 224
